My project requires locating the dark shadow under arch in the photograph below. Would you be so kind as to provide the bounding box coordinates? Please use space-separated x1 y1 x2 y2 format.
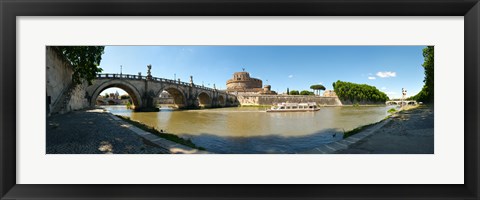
218 95 225 107
197 92 212 107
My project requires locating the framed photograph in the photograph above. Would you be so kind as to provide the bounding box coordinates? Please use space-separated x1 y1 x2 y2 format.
2 0 479 199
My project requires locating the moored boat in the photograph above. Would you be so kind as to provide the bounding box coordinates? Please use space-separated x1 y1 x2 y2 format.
266 102 320 112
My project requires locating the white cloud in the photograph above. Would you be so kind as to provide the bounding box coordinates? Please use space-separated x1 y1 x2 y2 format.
288 75 293 78
376 71 396 78
318 82 323 85
368 76 376 80
180 48 194 53
381 86 387 90
385 91 396 95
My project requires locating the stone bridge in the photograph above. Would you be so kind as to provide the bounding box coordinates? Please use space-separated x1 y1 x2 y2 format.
386 100 418 106
86 73 238 111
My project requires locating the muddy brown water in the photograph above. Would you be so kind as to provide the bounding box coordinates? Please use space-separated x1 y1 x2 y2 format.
104 105 395 153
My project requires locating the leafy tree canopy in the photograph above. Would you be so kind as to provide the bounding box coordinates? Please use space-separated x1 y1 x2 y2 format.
289 90 299 95
411 46 434 103
300 90 314 95
56 46 105 85
120 94 130 99
333 80 389 103
310 84 326 90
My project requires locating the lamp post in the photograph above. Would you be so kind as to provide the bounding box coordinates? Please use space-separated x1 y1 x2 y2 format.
174 73 176 81
120 65 123 76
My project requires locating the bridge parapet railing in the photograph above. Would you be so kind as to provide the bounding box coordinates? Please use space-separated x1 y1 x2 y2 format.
97 73 146 80
149 76 190 86
195 85 215 91
151 77 176 84
96 73 225 92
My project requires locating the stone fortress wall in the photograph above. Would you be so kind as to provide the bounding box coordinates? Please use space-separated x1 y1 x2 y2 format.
226 70 343 106
226 71 263 90
237 95 342 106
226 71 266 94
226 71 277 95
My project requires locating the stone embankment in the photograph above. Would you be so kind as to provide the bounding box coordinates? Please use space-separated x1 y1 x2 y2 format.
46 47 90 116
304 105 434 154
47 109 207 154
237 95 342 106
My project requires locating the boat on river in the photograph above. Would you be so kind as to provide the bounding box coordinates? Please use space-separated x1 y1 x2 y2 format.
266 102 320 112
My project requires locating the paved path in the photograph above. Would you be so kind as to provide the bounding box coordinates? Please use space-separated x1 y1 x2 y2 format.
334 106 434 154
302 119 392 154
47 109 207 154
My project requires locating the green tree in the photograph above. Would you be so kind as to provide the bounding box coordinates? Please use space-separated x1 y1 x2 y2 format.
300 90 314 95
120 94 130 100
310 84 326 95
289 90 299 95
332 80 389 103
104 93 109 98
411 46 434 103
55 46 105 85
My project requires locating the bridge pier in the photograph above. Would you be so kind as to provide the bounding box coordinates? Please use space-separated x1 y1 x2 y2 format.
135 90 159 112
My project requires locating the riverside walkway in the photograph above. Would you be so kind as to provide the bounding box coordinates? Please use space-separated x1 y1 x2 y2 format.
47 109 206 154
303 105 434 154
335 106 434 154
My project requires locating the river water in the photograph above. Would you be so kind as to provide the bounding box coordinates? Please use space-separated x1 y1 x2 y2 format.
103 105 394 153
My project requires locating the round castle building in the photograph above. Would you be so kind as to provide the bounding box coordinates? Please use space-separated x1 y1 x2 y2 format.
226 70 276 94
226 71 262 91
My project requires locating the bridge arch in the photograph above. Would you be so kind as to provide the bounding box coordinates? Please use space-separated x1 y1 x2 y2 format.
197 92 212 108
227 96 237 105
89 79 143 109
157 86 187 108
217 95 225 107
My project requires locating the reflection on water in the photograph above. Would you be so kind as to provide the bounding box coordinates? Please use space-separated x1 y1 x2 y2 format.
103 105 393 153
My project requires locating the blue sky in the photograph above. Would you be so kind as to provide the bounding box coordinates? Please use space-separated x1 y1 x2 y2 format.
98 46 427 99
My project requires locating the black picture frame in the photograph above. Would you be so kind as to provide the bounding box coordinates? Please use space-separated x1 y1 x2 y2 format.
1 0 479 199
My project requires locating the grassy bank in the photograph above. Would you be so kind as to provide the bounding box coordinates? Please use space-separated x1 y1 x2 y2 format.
343 121 383 139
398 104 420 111
115 115 206 150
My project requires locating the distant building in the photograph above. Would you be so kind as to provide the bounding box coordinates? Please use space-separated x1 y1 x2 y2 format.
226 70 276 95
158 91 174 104
96 91 124 105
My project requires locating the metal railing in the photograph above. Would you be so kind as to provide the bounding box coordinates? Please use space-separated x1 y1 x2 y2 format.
96 73 219 92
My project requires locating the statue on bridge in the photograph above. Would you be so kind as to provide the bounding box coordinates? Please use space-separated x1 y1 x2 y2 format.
146 64 152 80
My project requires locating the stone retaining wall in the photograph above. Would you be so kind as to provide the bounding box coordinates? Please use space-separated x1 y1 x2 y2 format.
46 47 89 115
46 47 73 115
237 95 342 106
67 82 90 111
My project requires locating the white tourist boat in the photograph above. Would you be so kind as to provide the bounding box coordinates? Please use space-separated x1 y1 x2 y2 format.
266 102 320 112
